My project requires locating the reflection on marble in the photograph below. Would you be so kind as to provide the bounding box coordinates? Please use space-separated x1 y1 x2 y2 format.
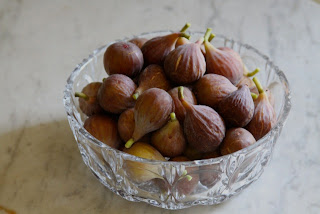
0 0 320 213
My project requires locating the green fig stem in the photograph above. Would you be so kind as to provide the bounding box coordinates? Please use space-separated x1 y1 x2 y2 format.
186 175 193 181
182 170 188 176
125 138 135 148
208 33 215 42
132 92 139 100
178 86 185 101
204 28 212 42
170 112 177 122
247 68 260 77
102 78 106 82
75 92 89 100
180 23 191 33
251 92 258 100
253 77 264 94
180 32 191 40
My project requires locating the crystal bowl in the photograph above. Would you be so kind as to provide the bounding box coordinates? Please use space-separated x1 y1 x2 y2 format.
63 31 291 210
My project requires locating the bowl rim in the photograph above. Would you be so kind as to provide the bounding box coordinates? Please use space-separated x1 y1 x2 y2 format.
63 30 292 166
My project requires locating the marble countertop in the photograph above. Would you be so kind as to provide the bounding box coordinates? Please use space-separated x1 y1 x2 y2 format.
1 0 320 213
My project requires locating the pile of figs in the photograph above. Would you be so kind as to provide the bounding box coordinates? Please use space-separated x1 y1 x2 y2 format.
75 24 276 188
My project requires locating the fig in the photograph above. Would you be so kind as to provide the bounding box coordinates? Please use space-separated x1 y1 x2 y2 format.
179 86 226 153
170 156 190 161
164 36 206 85
183 145 203 161
84 114 121 149
141 23 191 65
216 84 254 127
98 74 136 114
75 82 103 116
204 28 244 85
245 77 277 140
128 38 148 49
175 37 190 48
117 108 150 143
193 74 237 109
168 86 197 123
125 88 173 148
237 68 260 94
199 150 221 188
151 113 186 157
103 41 144 77
132 64 171 100
123 142 166 183
220 128 256 155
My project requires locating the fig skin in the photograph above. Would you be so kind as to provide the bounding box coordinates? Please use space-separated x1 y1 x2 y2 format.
168 87 197 123
117 108 150 142
123 142 166 183
125 88 173 148
103 42 144 77
199 150 221 188
133 64 171 100
193 74 237 109
220 128 256 155
237 67 260 94
75 82 104 116
151 113 186 157
175 37 190 48
164 39 206 85
179 87 226 153
98 74 136 114
170 156 190 161
216 84 254 128
128 38 148 49
245 78 276 140
84 114 121 149
183 145 203 160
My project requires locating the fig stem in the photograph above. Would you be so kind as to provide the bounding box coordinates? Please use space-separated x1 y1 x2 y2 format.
253 77 264 94
182 170 188 176
170 112 177 121
204 28 212 42
178 86 185 101
251 92 258 100
247 68 260 77
102 78 106 82
186 175 193 181
208 33 215 42
75 92 89 100
132 92 139 100
180 23 191 33
125 138 135 148
180 32 191 40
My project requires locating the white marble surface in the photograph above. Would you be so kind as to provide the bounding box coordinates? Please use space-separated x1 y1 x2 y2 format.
1 0 320 213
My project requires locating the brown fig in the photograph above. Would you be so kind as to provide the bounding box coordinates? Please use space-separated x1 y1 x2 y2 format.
75 82 104 116
103 42 144 77
183 145 203 161
84 114 121 149
179 87 226 153
151 113 186 157
200 33 215 56
164 36 206 85
98 74 136 114
193 74 237 109
132 64 171 100
141 23 191 65
175 37 190 48
245 78 277 140
199 150 221 188
125 88 173 148
123 142 166 183
170 156 190 161
204 28 244 85
117 108 150 142
128 38 148 49
216 84 254 127
220 128 256 155
237 68 260 94
168 87 197 123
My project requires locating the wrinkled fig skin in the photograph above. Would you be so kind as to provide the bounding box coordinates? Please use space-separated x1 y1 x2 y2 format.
183 145 203 160
103 42 144 77
98 74 136 114
246 92 276 140
164 42 206 85
217 85 254 128
123 142 166 183
128 38 148 49
175 37 190 48
199 150 221 188
131 88 173 143
141 33 183 65
193 74 237 109
84 114 121 149
134 64 171 99
205 45 244 85
168 87 197 123
220 128 256 155
151 114 186 157
254 89 275 108
78 82 104 116
237 76 259 95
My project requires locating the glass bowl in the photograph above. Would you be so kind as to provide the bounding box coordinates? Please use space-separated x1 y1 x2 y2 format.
63 31 291 210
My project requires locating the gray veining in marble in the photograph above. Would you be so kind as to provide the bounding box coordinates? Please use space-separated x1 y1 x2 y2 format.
0 0 320 213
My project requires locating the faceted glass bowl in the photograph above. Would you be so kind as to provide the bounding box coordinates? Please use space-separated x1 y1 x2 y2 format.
63 31 291 210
